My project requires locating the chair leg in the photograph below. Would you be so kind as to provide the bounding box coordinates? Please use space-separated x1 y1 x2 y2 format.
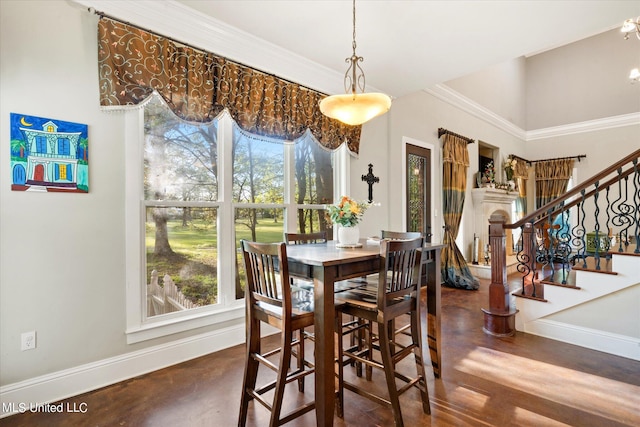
410 311 431 415
297 328 305 392
335 313 345 419
378 320 404 427
238 318 261 427
270 329 294 427
364 319 373 381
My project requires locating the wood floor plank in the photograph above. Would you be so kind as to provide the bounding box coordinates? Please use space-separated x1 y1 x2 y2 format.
2 275 639 427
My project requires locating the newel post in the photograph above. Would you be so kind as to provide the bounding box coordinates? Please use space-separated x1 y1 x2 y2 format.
481 213 517 336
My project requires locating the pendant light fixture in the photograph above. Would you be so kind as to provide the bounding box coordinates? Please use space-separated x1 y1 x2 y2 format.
621 16 640 83
319 0 391 126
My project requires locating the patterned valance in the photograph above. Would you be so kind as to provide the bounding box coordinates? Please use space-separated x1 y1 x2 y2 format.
97 17 361 153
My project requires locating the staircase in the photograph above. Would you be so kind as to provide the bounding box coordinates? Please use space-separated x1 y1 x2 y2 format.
482 149 640 361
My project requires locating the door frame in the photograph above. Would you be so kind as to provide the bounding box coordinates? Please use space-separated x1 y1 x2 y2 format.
401 136 436 237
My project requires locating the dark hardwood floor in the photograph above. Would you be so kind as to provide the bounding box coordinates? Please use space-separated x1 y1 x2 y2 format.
2 275 639 427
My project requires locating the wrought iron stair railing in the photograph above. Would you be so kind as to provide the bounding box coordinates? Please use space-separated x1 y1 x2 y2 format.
482 149 640 336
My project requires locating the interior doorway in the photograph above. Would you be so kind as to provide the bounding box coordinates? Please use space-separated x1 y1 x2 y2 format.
406 143 432 242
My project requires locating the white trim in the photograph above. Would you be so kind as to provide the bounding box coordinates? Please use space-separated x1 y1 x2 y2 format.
424 85 527 140
333 144 351 241
526 113 640 140
0 325 245 418
124 107 248 344
525 319 640 361
426 84 640 141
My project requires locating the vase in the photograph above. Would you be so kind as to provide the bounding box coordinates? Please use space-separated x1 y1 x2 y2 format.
338 225 360 246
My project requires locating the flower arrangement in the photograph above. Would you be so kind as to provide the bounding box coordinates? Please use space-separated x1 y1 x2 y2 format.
503 156 517 181
483 160 496 184
326 196 370 227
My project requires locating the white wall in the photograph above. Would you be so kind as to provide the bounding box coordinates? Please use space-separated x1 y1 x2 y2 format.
526 28 640 129
1 1 128 384
445 57 528 130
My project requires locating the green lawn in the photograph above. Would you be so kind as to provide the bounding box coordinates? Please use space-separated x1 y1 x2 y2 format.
145 218 286 310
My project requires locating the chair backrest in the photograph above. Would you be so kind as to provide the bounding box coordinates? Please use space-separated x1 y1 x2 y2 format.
241 240 292 315
380 230 423 241
284 231 327 245
378 237 423 309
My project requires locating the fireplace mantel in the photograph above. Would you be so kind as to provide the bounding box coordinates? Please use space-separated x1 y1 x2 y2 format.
471 187 518 206
471 188 518 261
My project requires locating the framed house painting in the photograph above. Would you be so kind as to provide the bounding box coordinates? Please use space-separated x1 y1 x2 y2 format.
10 113 89 193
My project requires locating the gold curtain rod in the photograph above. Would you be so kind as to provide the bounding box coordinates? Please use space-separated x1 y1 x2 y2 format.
512 154 587 165
437 128 475 144
88 8 329 98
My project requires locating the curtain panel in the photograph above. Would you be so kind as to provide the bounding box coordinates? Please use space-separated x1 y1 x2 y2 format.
97 17 361 153
441 134 479 290
513 159 529 218
535 159 574 209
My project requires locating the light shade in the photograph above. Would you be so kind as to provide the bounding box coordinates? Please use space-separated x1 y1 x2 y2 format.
621 17 640 40
630 68 640 81
621 18 636 33
319 92 392 126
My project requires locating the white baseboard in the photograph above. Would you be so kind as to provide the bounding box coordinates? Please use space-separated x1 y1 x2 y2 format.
0 324 245 418
525 319 640 361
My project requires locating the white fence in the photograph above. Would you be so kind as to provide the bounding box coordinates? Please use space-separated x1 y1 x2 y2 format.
147 270 200 316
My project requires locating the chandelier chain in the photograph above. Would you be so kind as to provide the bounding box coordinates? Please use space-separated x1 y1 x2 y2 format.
352 0 357 52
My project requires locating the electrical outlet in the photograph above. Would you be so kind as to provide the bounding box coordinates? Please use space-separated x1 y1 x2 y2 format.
21 331 36 351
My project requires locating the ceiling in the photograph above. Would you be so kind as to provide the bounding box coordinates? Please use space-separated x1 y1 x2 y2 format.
175 0 639 98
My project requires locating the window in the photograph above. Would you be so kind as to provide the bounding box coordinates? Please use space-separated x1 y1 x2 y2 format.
58 138 70 155
56 163 68 180
35 136 47 154
125 93 339 342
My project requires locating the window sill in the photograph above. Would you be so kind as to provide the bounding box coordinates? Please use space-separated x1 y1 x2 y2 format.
126 303 245 344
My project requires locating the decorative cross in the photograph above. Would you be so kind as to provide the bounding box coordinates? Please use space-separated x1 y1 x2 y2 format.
361 164 379 203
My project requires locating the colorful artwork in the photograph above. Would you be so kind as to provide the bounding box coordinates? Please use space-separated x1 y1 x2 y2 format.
10 113 89 193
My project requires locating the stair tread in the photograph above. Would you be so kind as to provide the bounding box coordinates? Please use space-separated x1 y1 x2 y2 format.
608 242 640 257
512 292 547 303
571 256 617 274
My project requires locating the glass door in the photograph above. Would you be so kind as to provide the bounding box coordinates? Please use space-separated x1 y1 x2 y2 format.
406 144 432 242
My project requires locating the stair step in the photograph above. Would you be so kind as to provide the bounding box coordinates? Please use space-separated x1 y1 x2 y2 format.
608 242 640 257
509 243 638 302
513 292 547 303
511 279 548 302
571 255 618 274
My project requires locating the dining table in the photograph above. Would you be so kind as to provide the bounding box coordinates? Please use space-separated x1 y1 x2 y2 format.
285 238 444 427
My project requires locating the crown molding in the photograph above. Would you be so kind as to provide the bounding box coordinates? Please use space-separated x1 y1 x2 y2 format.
426 84 640 141
424 85 527 140
526 113 640 140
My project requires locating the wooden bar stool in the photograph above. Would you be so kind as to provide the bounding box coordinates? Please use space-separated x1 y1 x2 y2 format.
238 240 315 427
334 237 430 427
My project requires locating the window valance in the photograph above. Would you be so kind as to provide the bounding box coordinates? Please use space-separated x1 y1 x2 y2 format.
97 17 361 153
442 134 470 167
534 159 575 181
